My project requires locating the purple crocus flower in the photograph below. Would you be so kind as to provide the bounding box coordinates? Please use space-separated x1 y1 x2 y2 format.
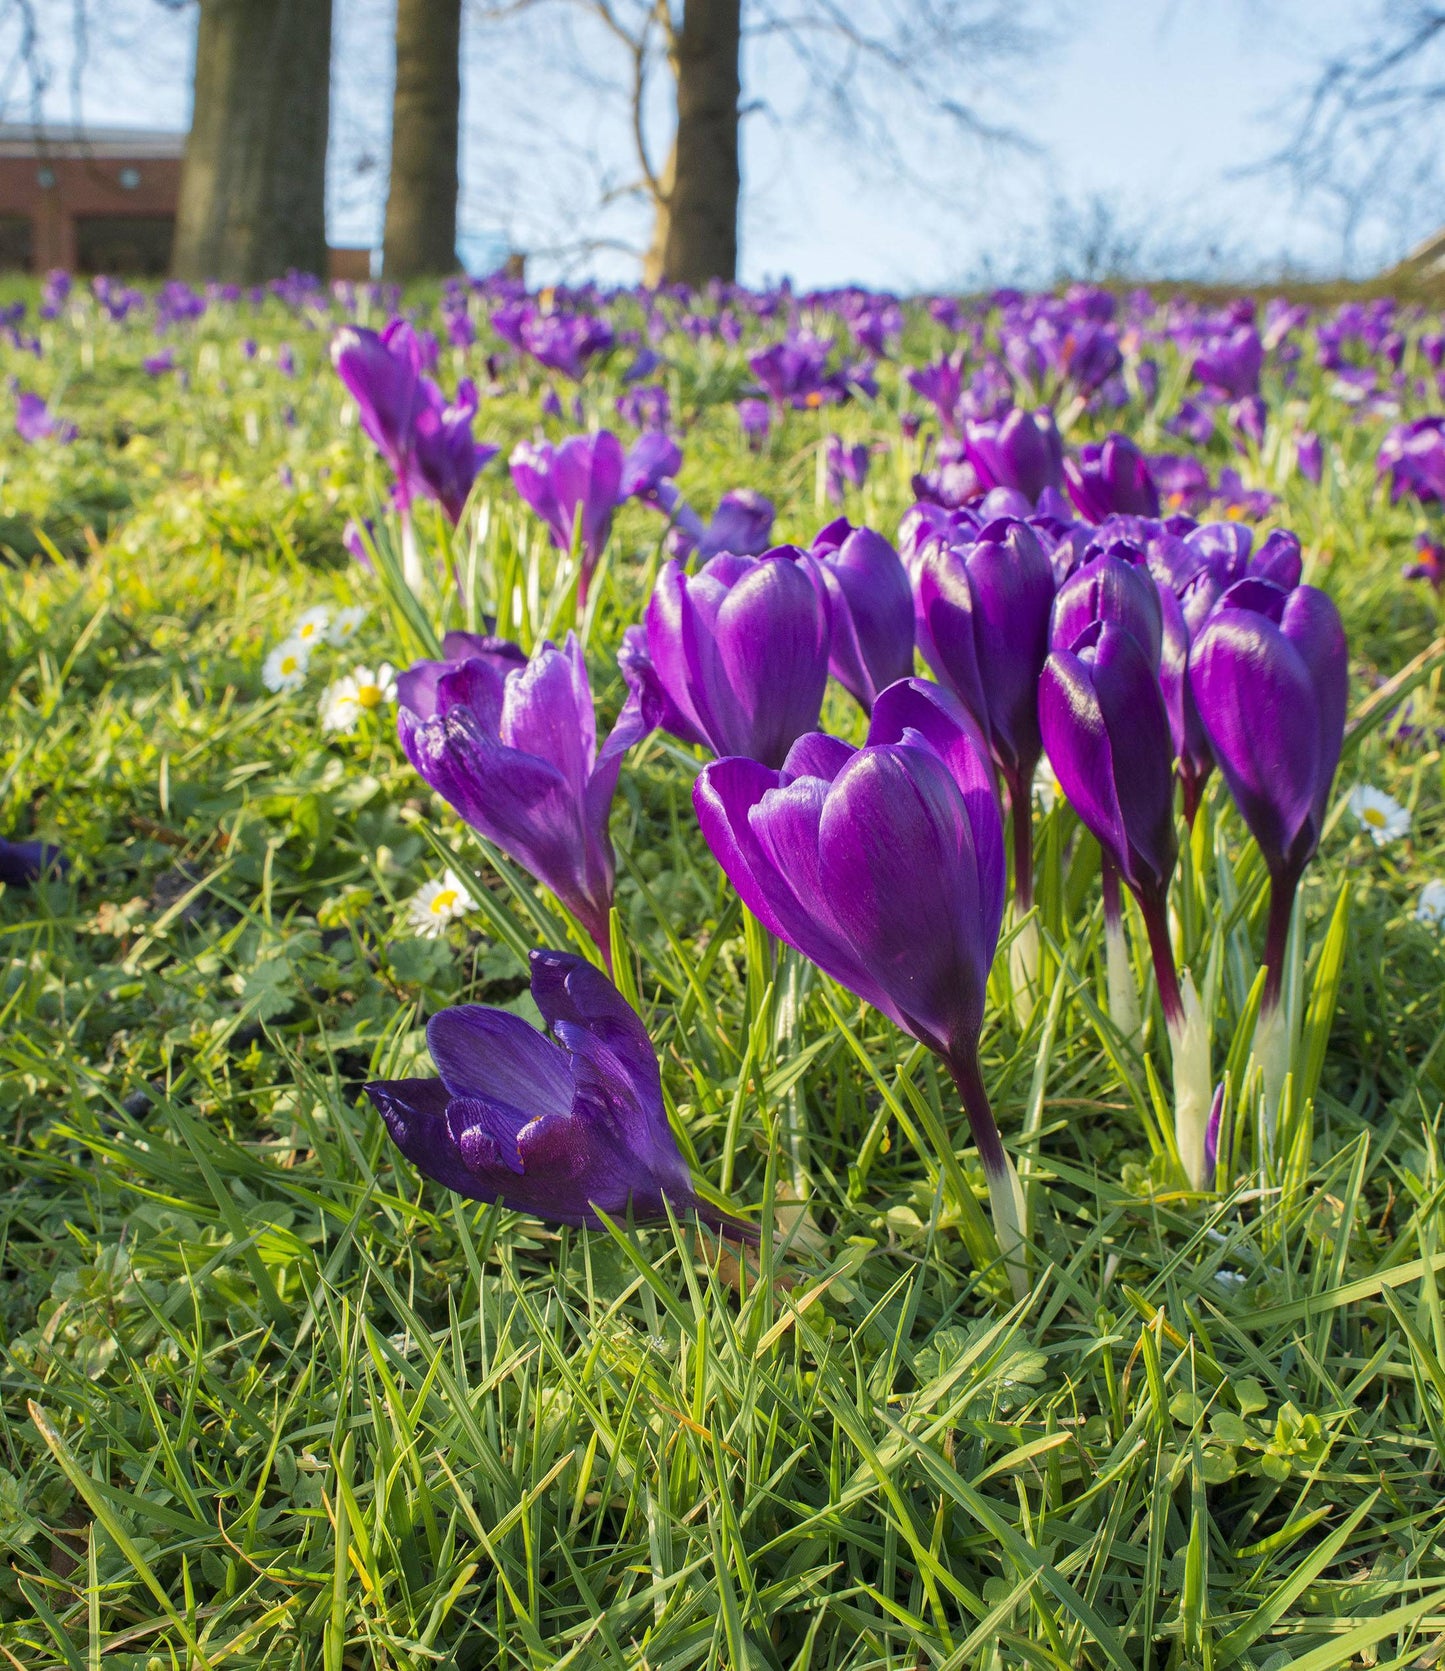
0 837 66 887
142 350 177 377
1190 580 1347 1011
667 489 775 563
963 408 1064 504
1296 432 1324 483
824 434 870 502
1064 435 1161 523
1039 618 1217 1183
509 432 627 609
637 548 829 767
1192 326 1264 400
332 321 429 500
410 379 499 524
1377 416 1445 504
367 950 702 1227
736 398 771 450
1051 553 1163 666
913 517 1055 914
620 431 683 505
1404 535 1444 591
693 677 1026 1294
906 351 966 435
15 392 76 444
809 519 914 711
748 333 833 408
397 633 649 961
1062 324 1123 395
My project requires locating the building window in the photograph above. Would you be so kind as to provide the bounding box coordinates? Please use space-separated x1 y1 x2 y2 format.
118 167 141 190
0 216 33 271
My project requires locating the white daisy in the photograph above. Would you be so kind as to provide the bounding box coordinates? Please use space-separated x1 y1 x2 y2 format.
327 605 367 646
1349 784 1410 847
320 663 397 734
262 638 311 693
407 870 476 938
291 606 332 648
1416 879 1445 927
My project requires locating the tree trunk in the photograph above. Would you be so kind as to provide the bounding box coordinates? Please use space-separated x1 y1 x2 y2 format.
659 0 740 287
172 0 333 283
382 0 463 280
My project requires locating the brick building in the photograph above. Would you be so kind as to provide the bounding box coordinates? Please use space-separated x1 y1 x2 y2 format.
0 123 372 279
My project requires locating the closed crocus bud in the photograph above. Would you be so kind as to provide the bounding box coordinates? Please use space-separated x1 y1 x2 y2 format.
809 519 915 712
397 633 649 962
1041 621 1213 1185
1156 567 1222 823
913 518 1054 918
509 432 627 608
964 407 1064 504
1190 580 1347 996
1050 553 1163 664
1296 431 1324 483
1064 434 1161 523
643 549 830 767
1191 578 1347 1147
1040 622 1177 913
694 678 1026 1294
367 950 701 1227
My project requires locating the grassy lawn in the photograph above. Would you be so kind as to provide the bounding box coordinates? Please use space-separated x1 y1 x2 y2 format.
2 276 1444 1669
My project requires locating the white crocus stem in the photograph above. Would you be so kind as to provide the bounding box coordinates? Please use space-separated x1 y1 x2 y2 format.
1105 911 1142 1048
987 1147 1030 1304
400 510 424 593
1251 998 1293 1157
1168 972 1213 1190
1010 914 1041 1028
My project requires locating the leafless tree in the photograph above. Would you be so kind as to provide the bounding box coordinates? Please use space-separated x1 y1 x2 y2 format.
467 0 1052 285
1276 1 1445 268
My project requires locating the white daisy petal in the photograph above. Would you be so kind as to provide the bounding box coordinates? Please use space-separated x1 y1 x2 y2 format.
262 637 311 693
328 606 367 646
405 870 476 938
291 606 332 646
1348 784 1410 848
1416 879 1445 928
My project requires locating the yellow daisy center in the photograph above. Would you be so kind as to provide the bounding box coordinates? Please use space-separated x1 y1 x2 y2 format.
430 889 459 915
357 683 382 708
1363 806 1387 827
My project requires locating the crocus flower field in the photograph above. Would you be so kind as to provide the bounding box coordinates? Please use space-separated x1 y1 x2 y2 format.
3 271 1445 1667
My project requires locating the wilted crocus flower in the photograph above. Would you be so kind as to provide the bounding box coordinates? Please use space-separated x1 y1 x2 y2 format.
809 519 914 711
637 548 829 767
509 432 627 609
1190 580 1347 1137
694 678 1027 1295
397 633 649 961
914 518 1055 928
1064 435 1161 523
824 434 870 502
367 950 704 1227
15 392 76 444
0 837 66 887
1040 621 1214 1188
963 408 1064 504
1378 415 1445 504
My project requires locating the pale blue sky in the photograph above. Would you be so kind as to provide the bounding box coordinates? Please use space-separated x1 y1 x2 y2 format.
11 0 1432 288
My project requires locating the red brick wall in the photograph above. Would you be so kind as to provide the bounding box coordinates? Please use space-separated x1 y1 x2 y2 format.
0 153 183 271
